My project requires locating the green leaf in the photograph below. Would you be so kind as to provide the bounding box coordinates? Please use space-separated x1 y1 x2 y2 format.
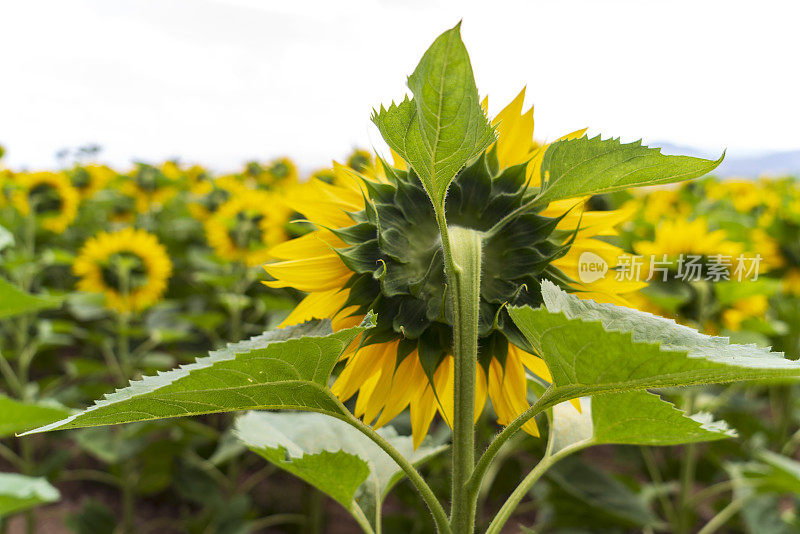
548 391 735 455
65 499 117 534
0 473 60 518
737 450 800 495
372 23 495 210
727 457 800 534
24 316 375 434
0 395 72 438
509 281 800 407
0 277 61 320
235 411 447 530
534 136 723 206
544 456 660 530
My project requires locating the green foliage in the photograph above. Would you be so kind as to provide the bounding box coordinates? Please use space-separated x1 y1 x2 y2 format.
0 276 61 319
549 391 735 455
534 136 723 206
0 225 12 252
510 281 800 407
543 456 660 530
0 473 60 518
0 395 71 438
25 316 375 433
372 23 495 210
236 411 447 530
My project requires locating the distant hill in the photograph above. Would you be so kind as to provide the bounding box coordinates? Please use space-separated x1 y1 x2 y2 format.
655 142 800 178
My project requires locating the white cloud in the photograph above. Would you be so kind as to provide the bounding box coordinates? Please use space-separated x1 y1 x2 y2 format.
1 0 798 172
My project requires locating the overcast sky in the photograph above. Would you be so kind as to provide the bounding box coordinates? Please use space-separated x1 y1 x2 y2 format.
2 0 799 172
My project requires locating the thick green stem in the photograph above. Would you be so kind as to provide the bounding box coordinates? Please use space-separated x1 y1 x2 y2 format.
443 224 483 534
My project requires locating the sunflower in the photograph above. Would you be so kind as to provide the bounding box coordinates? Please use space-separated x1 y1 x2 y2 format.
206 191 291 266
0 169 11 207
243 157 299 190
68 164 115 199
188 175 248 222
635 218 744 262
346 149 376 177
624 187 692 227
721 294 770 331
630 218 772 329
74 227 172 313
264 90 644 447
10 172 80 233
706 179 781 214
120 163 178 213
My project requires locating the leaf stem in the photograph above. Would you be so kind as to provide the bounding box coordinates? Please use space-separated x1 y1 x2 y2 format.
344 415 451 534
677 393 698 534
696 496 751 534
351 504 376 534
640 447 678 526
484 442 585 534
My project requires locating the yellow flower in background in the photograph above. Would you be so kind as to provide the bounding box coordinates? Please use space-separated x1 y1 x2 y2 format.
120 164 178 213
264 90 644 447
11 172 80 233
159 161 184 182
635 218 743 263
625 188 691 225
0 169 11 207
706 179 781 214
721 294 770 331
188 175 248 222
243 157 299 190
783 269 800 296
74 227 172 313
69 164 116 199
206 191 290 266
750 228 785 272
346 149 376 177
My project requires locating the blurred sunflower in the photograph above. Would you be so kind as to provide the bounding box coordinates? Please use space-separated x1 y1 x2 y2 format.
120 163 178 213
74 227 172 313
0 169 11 207
206 191 290 266
243 157 299 190
11 172 79 233
264 89 644 447
188 175 247 222
68 164 115 199
630 218 769 330
721 294 770 331
159 161 184 183
624 188 691 226
706 179 781 214
635 218 743 262
346 149 376 177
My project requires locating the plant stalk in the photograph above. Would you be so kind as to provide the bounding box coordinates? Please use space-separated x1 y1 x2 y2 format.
436 209 483 533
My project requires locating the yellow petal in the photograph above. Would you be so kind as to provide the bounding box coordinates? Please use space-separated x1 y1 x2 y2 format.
374 351 428 428
278 288 350 327
268 230 345 261
263 255 352 292
410 383 439 449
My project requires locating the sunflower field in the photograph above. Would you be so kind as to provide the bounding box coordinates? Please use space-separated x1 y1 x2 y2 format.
2 24 800 534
